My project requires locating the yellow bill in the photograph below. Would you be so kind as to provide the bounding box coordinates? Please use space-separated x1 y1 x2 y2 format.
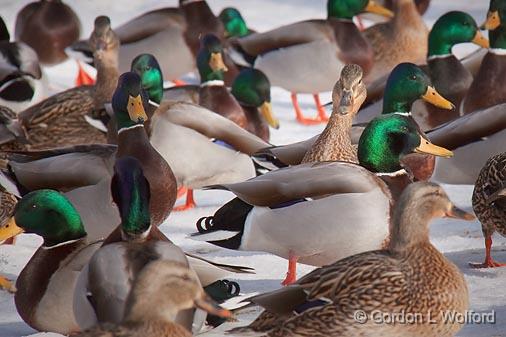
481 10 501 30
445 205 475 221
364 0 394 18
415 136 453 158
472 30 490 48
0 217 24 242
127 94 148 123
421 86 454 110
260 101 279 129
209 52 228 72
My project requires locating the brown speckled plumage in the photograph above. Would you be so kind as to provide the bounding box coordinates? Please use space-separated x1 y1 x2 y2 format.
234 183 469 337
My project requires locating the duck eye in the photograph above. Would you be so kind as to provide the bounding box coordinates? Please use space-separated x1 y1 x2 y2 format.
410 75 417 81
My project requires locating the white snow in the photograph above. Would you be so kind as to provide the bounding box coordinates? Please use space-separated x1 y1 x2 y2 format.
1 1 505 337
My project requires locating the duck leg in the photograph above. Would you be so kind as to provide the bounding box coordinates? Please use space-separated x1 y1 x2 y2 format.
292 93 323 125
75 60 95 86
469 235 506 268
313 94 329 122
174 189 196 211
0 276 16 293
281 253 298 286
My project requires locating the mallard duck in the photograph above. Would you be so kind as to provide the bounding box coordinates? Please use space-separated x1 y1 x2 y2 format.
472 152 506 268
0 189 102 334
463 0 506 113
231 182 472 337
192 113 453 285
231 0 393 125
14 0 80 65
0 183 19 293
0 16 119 152
76 260 231 337
77 157 239 332
0 17 48 112
363 0 428 84
219 7 253 38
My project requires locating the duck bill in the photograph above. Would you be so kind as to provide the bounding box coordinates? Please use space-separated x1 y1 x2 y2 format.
421 86 455 110
260 101 279 129
209 52 228 72
0 218 24 242
472 30 490 48
364 0 394 18
195 294 233 319
445 205 475 221
481 11 501 30
338 89 354 115
415 136 453 158
127 94 148 123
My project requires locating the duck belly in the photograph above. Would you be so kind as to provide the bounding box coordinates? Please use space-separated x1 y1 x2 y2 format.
254 40 344 94
150 121 255 188
240 188 390 266
118 25 195 81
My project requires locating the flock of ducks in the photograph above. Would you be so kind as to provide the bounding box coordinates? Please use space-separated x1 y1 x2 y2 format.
0 0 506 336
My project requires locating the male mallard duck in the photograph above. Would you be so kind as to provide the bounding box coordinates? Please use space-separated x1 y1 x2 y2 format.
363 0 428 84
231 182 472 337
0 189 102 334
0 16 119 152
0 17 48 112
192 114 453 285
412 11 489 130
231 0 393 125
76 260 231 337
472 152 506 268
14 0 80 65
219 7 253 38
463 0 506 113
78 157 239 332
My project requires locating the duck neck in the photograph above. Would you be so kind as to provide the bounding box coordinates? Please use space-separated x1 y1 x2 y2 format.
428 32 454 57
94 50 119 99
315 112 355 160
117 124 150 155
382 97 412 114
393 0 423 29
490 26 506 50
389 203 431 254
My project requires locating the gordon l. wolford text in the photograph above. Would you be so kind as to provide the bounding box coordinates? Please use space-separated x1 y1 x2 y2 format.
353 310 496 325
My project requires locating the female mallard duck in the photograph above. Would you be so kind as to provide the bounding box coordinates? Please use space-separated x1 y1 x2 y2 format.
0 189 102 334
192 113 453 285
0 16 119 152
219 7 254 38
363 0 429 84
0 184 19 293
471 152 506 268
14 0 80 65
78 157 239 332
231 0 393 125
76 260 231 337
231 182 472 337
412 11 489 130
0 18 48 112
463 0 506 113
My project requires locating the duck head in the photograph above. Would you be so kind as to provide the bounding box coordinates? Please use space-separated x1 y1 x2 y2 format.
429 11 489 57
327 0 393 20
382 63 454 114
112 72 149 131
332 64 366 116
219 7 249 38
111 156 151 241
131 53 164 105
231 68 279 129
124 260 232 323
0 189 86 248
482 0 506 48
390 182 474 252
197 34 228 83
358 114 453 174
89 16 119 63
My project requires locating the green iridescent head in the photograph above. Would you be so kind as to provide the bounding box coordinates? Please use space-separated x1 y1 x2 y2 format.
111 156 151 239
483 0 506 48
13 190 86 247
112 72 150 130
428 11 489 57
197 34 228 83
219 7 249 38
131 54 164 104
382 63 454 114
327 0 393 20
358 114 453 173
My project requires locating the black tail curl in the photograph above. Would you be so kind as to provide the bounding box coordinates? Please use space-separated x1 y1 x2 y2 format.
196 216 214 233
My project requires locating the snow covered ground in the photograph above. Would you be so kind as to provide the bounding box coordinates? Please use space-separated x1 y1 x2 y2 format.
1 1 505 336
